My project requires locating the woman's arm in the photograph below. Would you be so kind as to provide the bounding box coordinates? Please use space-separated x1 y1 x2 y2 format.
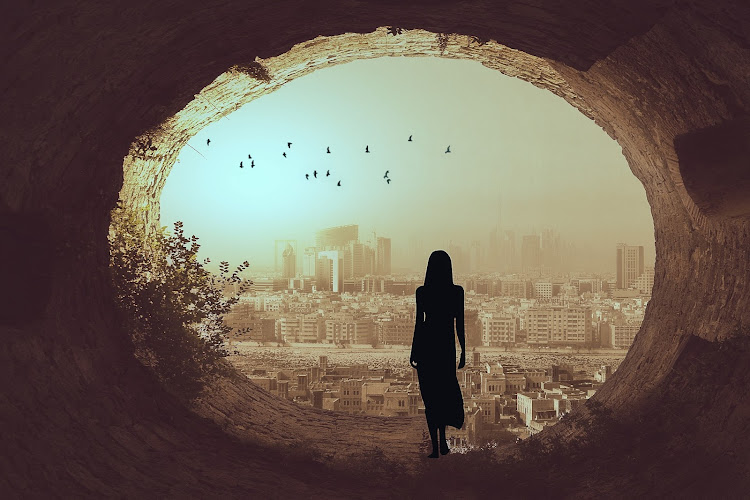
410 287 424 368
456 286 466 369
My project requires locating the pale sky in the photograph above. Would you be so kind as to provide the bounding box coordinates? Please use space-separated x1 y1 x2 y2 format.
160 57 655 274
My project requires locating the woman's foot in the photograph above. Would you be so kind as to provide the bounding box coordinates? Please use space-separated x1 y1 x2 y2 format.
440 441 450 455
427 450 440 458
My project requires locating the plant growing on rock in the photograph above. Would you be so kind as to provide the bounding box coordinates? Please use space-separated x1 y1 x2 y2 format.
231 60 272 82
108 203 252 400
132 135 158 158
436 33 450 54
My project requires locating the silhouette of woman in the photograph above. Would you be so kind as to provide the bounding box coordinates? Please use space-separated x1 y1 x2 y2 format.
410 250 465 458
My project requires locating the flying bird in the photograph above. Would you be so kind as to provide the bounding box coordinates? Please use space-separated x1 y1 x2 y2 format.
251 160 255 168
326 170 330 177
248 154 252 159
326 147 331 154
337 181 341 186
283 152 287 158
365 145 370 153
387 178 391 184
384 170 389 178
305 174 309 180
206 138 211 146
287 142 292 148
239 161 243 168
408 135 412 142
313 170 318 178
445 145 451 153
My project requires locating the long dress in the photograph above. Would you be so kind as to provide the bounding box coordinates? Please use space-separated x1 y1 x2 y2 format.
412 284 465 429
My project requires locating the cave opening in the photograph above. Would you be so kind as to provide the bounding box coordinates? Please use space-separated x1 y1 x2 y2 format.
118 31 656 455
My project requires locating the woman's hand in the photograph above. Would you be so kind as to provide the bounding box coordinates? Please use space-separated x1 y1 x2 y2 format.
457 350 466 369
410 354 418 369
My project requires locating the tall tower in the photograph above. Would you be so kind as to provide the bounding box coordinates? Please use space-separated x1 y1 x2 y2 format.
274 240 297 273
302 247 317 278
376 237 391 275
281 243 296 279
616 243 645 289
317 250 344 292
348 241 365 279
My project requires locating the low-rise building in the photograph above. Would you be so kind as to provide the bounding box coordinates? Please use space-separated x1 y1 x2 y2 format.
517 392 556 427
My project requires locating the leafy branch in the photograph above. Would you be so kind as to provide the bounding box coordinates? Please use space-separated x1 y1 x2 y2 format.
108 204 252 400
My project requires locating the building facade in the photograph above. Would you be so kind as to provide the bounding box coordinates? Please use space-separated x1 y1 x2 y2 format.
616 243 645 289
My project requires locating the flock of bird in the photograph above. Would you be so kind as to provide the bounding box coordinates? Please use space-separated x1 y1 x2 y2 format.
203 134 453 187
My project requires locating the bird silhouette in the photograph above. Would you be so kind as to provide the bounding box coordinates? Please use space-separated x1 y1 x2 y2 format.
287 142 292 148
365 145 370 153
305 174 309 180
207 138 211 146
240 161 243 168
326 170 330 177
283 152 287 158
387 178 391 184
337 181 341 186
251 160 255 168
248 154 252 159
408 135 412 142
326 147 331 154
314 170 318 178
384 170 389 178
445 145 451 153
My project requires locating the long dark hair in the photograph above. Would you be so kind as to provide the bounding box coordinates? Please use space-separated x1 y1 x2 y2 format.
424 250 454 287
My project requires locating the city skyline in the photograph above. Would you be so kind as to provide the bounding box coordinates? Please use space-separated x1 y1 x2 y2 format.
267 222 653 277
160 57 655 273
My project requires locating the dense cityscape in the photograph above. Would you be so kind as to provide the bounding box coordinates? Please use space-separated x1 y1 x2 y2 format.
225 224 654 447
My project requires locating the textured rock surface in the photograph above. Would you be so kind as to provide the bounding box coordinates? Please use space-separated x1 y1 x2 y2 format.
2 0 750 496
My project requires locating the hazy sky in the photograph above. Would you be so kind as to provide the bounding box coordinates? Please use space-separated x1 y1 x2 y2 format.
160 57 655 273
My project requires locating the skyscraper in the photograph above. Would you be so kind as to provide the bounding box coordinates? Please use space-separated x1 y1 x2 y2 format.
274 239 297 274
348 241 365 279
363 245 376 275
316 256 332 291
616 243 645 289
376 237 391 275
317 250 344 292
302 247 317 278
281 243 296 279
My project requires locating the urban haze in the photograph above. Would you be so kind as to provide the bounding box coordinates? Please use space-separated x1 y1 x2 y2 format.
160 57 655 274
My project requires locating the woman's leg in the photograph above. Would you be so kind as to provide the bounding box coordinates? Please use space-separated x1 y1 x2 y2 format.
427 414 439 458
439 425 449 455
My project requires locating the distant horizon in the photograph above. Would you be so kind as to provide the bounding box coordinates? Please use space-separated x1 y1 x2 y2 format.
160 57 655 275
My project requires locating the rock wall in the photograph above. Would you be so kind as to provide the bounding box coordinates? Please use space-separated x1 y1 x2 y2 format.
2 0 750 496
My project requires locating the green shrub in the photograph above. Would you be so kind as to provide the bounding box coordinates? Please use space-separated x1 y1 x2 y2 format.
108 204 250 400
